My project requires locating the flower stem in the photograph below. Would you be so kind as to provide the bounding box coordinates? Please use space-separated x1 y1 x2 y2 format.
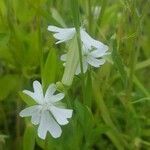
37 14 44 83
71 0 86 103
88 0 92 33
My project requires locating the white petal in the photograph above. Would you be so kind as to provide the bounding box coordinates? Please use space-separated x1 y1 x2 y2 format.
82 44 89 53
46 112 62 138
50 106 73 125
80 29 108 52
47 25 63 32
75 59 88 75
48 25 74 33
90 49 107 58
23 90 37 103
87 56 105 67
45 84 56 102
24 80 44 104
19 105 41 117
31 109 41 125
37 111 48 139
48 25 76 44
23 81 44 105
53 30 75 44
60 54 67 61
50 93 65 103
38 110 62 139
33 81 43 98
80 29 93 49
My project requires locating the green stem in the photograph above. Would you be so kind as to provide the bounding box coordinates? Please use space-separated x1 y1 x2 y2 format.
37 9 48 150
135 58 150 70
88 0 92 33
71 0 86 103
37 14 44 83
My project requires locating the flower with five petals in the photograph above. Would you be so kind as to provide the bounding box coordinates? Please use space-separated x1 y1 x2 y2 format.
60 45 108 75
19 81 73 139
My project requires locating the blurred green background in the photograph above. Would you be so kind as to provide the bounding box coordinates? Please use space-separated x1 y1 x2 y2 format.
0 0 150 150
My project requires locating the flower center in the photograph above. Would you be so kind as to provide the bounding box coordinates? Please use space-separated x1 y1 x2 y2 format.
42 102 52 111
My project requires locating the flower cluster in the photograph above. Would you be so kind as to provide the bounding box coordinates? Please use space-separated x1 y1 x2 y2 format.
20 23 109 140
48 26 109 74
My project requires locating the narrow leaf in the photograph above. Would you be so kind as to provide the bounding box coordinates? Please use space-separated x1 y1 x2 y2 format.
111 39 127 84
42 48 57 91
23 124 36 150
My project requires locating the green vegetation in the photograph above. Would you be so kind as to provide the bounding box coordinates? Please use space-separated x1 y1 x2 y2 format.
0 0 150 150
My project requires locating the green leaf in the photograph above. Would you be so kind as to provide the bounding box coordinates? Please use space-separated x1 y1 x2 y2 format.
74 100 94 135
42 48 57 91
19 92 36 106
51 8 66 27
111 39 127 84
23 124 36 150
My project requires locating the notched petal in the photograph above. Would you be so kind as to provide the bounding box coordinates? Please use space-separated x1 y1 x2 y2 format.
50 106 73 125
38 111 62 139
50 93 65 103
19 105 40 117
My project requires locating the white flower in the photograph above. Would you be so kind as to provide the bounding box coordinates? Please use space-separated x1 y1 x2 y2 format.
19 80 73 139
47 26 76 44
48 25 109 74
61 45 108 75
48 25 108 51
